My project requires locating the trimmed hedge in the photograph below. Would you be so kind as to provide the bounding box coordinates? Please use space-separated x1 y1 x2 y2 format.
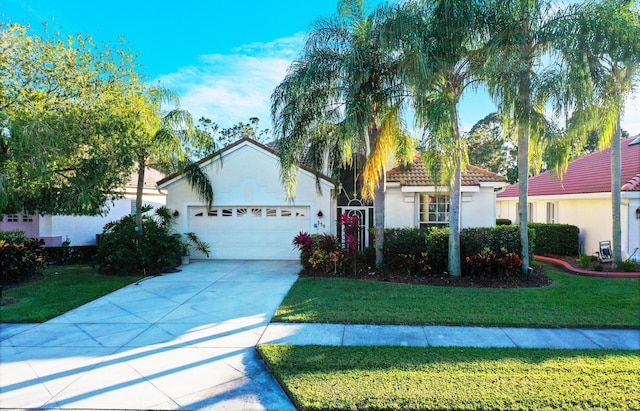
461 226 535 259
528 223 579 256
383 226 536 276
383 227 448 275
45 245 99 265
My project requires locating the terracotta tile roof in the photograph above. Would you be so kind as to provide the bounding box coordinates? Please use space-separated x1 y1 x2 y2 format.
497 135 640 198
387 157 507 186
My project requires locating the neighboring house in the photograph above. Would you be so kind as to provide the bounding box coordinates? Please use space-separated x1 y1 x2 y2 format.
496 135 640 261
158 137 507 260
0 167 166 246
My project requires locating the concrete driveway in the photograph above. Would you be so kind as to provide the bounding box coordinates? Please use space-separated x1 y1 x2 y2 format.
0 260 300 411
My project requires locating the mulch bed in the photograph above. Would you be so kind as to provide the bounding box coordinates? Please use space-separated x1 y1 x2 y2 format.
299 265 553 289
545 254 640 273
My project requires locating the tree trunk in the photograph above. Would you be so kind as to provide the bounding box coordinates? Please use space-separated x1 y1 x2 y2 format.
374 173 385 269
517 115 530 276
611 117 622 267
448 107 463 277
448 159 462 276
135 157 146 231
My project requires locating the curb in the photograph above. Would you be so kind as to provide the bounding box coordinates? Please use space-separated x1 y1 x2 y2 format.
534 255 640 278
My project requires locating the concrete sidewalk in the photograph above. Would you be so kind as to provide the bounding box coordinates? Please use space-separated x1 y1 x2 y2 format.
0 260 300 411
260 323 640 350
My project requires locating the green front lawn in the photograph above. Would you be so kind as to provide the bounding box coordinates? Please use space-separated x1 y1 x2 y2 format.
259 345 640 411
274 269 640 328
0 265 142 323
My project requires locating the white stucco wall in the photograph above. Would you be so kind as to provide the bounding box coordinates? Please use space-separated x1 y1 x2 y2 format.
161 141 336 240
39 193 165 246
497 194 640 260
384 185 499 229
384 185 415 228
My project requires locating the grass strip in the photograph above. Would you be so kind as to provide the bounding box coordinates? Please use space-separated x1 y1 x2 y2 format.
0 265 142 323
273 270 640 328
259 345 640 411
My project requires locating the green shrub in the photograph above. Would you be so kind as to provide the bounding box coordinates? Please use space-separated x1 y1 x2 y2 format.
383 227 448 275
460 226 535 259
616 258 638 272
579 254 593 269
0 230 27 242
45 245 99 265
97 206 184 275
0 237 47 284
496 218 512 226
528 223 579 256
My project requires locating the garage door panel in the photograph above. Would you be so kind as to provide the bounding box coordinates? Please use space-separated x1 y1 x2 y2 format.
188 206 309 260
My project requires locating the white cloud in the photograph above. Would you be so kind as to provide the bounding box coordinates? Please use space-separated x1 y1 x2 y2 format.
153 34 305 131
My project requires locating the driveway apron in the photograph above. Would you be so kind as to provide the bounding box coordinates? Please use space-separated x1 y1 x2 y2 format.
0 260 300 411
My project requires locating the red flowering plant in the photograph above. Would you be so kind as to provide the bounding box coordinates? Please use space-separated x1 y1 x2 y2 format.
340 212 359 251
292 231 313 254
465 246 523 278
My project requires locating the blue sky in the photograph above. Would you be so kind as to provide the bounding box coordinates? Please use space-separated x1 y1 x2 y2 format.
3 0 639 135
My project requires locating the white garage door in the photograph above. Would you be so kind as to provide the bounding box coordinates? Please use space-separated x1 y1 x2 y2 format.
187 206 310 260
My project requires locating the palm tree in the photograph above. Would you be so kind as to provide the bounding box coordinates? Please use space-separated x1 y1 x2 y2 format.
271 0 412 268
481 0 584 275
544 0 639 266
132 87 214 231
381 0 486 276
572 0 639 266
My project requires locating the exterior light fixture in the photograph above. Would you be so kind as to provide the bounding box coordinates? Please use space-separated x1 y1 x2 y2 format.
636 208 640 219
317 210 323 218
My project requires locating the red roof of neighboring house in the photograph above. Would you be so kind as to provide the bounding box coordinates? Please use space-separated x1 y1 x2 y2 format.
387 157 507 186
497 135 640 198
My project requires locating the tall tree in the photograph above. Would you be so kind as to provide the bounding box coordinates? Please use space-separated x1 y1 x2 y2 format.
130 87 215 231
383 0 486 276
0 23 141 215
570 0 639 265
467 113 518 181
481 0 583 274
271 0 412 268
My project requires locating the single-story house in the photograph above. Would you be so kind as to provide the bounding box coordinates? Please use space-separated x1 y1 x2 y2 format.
158 137 508 260
0 168 166 246
496 135 640 261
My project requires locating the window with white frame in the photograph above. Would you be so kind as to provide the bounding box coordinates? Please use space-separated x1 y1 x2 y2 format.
7 214 18 222
419 194 450 227
546 202 558 224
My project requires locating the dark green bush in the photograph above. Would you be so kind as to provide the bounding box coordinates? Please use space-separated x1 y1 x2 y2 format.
460 226 535 259
528 223 579 256
496 218 512 226
97 207 182 276
383 227 449 275
45 245 99 265
0 237 47 284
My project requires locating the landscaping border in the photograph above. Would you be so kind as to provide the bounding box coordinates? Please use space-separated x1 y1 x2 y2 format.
535 255 640 278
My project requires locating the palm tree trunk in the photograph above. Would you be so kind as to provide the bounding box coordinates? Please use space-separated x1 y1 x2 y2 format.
365 124 385 270
448 107 463 277
518 116 530 276
611 117 622 267
374 174 385 269
135 157 146 231
448 159 462 276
